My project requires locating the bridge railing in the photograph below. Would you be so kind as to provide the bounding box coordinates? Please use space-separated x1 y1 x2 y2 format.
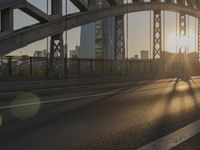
0 56 200 80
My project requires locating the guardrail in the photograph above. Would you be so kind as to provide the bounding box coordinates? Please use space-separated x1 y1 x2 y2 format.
0 56 199 79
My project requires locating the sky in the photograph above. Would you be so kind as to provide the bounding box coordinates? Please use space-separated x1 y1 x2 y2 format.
9 0 198 58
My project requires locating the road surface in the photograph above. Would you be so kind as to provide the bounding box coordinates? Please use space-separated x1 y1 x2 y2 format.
1 77 200 149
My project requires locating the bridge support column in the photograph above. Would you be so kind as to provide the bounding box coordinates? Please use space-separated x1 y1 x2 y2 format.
0 8 13 32
95 19 104 59
179 13 186 51
49 33 65 78
49 0 65 78
115 15 125 74
153 10 162 59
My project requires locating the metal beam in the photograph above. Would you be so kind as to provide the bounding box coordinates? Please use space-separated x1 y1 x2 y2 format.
19 2 50 23
198 19 200 61
107 0 118 5
52 0 62 16
1 8 13 32
2 3 200 55
69 0 89 11
177 0 186 5
195 0 200 9
179 13 186 37
165 0 174 3
49 34 65 78
49 0 64 78
186 0 193 7
0 0 25 10
115 15 125 73
95 19 104 59
64 2 200 30
153 10 162 59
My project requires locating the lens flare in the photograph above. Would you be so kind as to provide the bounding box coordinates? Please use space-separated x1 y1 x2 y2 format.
11 93 41 120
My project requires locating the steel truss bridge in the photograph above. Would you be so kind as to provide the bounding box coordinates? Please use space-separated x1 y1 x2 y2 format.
1 0 200 77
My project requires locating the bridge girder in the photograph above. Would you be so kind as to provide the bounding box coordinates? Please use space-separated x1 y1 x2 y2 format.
195 0 200 9
0 0 25 11
49 0 65 78
2 2 200 56
153 10 162 59
106 0 119 6
198 19 200 60
179 13 186 38
19 2 50 23
115 15 125 73
0 0 53 33
1 8 13 32
69 0 89 11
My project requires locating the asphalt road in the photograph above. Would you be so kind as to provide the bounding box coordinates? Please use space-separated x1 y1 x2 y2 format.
1 77 200 150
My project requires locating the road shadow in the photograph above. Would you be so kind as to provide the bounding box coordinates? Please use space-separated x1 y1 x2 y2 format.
145 75 200 149
0 79 160 148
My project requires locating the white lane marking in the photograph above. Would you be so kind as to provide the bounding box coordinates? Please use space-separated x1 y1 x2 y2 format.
138 119 200 150
0 91 22 95
0 85 94 96
0 90 120 110
0 80 173 110
0 81 136 96
0 79 170 96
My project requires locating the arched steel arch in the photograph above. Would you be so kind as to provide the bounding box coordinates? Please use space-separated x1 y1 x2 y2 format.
1 2 200 55
67 2 200 30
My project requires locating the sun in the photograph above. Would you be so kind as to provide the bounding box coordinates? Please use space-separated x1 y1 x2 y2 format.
167 32 196 53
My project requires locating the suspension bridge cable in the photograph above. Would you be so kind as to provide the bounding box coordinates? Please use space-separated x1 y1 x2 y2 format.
163 11 165 52
126 0 128 59
150 11 152 59
46 0 49 76
66 0 68 58
46 0 49 54
187 15 189 53
176 12 178 53
195 18 197 53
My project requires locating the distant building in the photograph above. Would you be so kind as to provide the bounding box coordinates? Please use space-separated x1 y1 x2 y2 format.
69 45 80 58
80 22 96 59
141 50 149 59
133 55 139 60
75 45 80 54
69 50 78 58
79 0 120 59
34 50 47 57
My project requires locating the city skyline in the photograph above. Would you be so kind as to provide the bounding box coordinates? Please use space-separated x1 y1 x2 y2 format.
9 0 198 58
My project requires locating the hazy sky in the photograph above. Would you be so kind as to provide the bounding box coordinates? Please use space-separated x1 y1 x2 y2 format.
9 0 198 58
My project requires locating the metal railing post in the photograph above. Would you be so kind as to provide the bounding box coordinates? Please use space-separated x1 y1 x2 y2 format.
30 57 33 76
7 56 12 76
90 59 93 73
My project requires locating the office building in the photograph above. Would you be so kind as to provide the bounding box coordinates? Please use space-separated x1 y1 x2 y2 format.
141 50 149 59
79 0 121 59
69 45 80 58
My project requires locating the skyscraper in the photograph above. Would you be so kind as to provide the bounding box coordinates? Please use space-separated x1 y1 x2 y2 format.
80 23 96 58
79 0 117 59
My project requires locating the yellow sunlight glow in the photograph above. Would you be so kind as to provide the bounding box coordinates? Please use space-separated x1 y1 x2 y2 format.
167 33 196 52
